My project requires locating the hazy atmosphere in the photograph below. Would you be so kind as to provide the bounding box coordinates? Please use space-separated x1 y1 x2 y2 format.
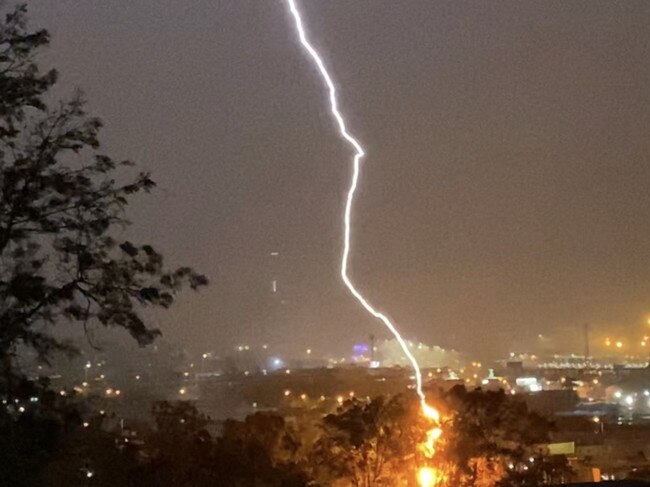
4 2 650 486
29 0 650 358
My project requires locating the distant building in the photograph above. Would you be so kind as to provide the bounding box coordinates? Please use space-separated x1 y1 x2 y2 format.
505 360 525 378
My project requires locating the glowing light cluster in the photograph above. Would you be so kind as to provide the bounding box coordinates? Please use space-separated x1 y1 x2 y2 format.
284 2 443 484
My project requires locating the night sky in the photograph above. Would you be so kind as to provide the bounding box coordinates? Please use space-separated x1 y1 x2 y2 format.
29 1 650 358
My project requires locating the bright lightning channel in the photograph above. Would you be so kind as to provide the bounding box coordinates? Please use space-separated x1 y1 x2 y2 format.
285 0 430 410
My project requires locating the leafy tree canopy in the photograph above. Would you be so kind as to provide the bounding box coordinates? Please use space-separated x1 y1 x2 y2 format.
0 4 206 377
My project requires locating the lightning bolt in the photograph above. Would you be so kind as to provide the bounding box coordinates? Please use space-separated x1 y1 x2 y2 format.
285 0 430 409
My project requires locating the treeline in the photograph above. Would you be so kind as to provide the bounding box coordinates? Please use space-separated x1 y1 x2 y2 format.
1 381 572 487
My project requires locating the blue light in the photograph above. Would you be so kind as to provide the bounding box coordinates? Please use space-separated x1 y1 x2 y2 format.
353 344 369 354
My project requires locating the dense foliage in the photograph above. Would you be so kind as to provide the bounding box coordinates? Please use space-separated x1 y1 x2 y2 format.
4 389 567 487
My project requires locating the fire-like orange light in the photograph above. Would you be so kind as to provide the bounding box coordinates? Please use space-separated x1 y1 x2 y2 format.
418 466 438 487
418 402 443 485
422 402 440 422
420 427 443 457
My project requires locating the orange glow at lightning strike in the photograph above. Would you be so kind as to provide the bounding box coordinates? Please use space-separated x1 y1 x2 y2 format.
284 2 443 484
417 467 438 487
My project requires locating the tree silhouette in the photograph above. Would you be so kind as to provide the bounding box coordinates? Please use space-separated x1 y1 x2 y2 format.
310 394 426 486
0 6 206 484
137 402 308 487
216 411 308 487
306 389 569 487
0 4 206 380
441 386 572 487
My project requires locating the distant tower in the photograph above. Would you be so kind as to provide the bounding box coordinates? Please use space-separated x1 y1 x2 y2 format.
584 323 590 363
265 251 290 345
269 251 280 298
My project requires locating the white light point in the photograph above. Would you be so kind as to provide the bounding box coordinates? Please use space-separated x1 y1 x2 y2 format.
285 0 430 410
